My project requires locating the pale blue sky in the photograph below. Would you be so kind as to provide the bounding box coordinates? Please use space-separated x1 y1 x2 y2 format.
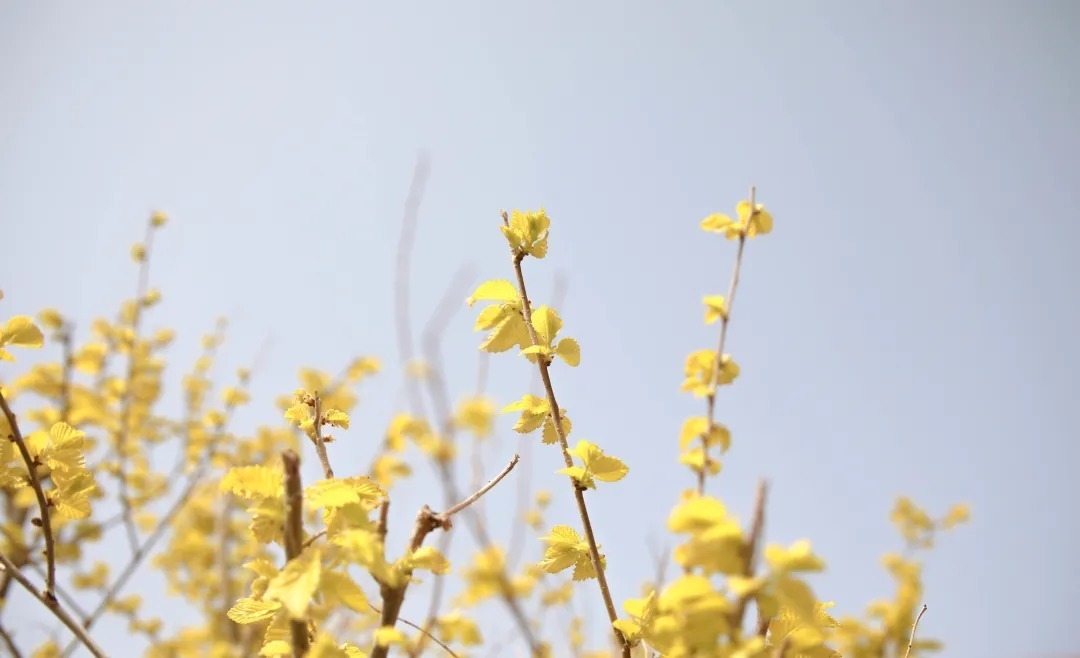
2 2 1078 657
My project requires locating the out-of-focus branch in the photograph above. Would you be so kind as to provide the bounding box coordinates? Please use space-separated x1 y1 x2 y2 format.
0 551 108 658
0 391 56 600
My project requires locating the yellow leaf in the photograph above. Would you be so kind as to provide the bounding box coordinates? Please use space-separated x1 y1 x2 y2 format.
221 465 284 500
319 571 369 612
765 540 826 574
668 495 729 534
372 626 407 648
266 547 322 619
553 337 580 366
568 440 628 483
1 316 45 356
702 295 728 324
227 598 281 624
467 279 519 307
530 306 562 346
408 546 451 574
324 409 350 429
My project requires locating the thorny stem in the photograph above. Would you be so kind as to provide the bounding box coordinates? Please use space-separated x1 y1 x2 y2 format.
0 551 108 658
698 185 756 496
902 604 928 658
371 455 520 658
0 391 57 601
281 450 311 658
504 216 631 658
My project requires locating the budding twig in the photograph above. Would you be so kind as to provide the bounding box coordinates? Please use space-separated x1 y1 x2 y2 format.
902 604 928 658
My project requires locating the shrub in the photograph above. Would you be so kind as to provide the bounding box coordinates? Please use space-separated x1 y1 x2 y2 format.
0 181 967 658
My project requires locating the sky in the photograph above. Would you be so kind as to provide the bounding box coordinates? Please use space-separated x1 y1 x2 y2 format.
1 2 1079 657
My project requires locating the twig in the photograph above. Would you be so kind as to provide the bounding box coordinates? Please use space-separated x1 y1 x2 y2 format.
902 604 928 658
444 454 518 518
301 529 327 550
281 450 310 658
0 551 108 658
368 603 461 658
371 455 520 658
503 212 631 658
698 185 757 496
310 393 334 479
0 391 57 601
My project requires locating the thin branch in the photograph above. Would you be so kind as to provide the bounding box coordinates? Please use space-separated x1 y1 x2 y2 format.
507 271 566 570
445 454 519 518
280 451 311 657
0 551 108 658
698 185 757 496
902 604 928 658
503 212 631 658
0 391 57 600
731 479 769 634
368 603 461 658
0 622 23 658
302 529 327 550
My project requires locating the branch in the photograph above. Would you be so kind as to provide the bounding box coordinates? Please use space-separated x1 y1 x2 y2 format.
371 455 520 658
0 390 56 600
504 211 631 658
281 450 310 658
698 185 757 496
0 551 108 658
902 604 928 658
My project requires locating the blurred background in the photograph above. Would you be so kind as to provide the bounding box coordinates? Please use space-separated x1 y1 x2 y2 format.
1 2 1078 656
